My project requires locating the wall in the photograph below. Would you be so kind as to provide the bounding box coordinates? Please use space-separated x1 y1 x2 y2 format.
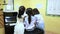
0 28 4 34
0 0 4 9
14 0 30 11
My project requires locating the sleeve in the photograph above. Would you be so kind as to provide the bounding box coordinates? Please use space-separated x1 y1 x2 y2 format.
36 15 44 29
23 17 28 29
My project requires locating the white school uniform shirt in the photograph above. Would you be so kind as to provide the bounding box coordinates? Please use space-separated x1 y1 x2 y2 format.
23 11 27 17
34 14 44 29
14 11 27 34
14 16 24 34
24 16 36 31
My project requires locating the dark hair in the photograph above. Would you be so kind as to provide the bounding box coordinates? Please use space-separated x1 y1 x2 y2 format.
19 6 25 12
26 8 33 24
33 8 40 15
18 6 25 18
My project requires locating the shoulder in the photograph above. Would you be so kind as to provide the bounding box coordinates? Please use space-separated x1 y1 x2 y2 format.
34 14 43 17
31 16 35 18
34 14 40 18
31 16 36 20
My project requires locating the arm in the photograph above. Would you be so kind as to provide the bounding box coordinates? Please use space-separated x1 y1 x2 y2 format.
23 17 28 29
36 15 44 29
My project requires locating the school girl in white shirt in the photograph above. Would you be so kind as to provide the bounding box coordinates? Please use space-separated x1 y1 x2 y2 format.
24 8 36 34
33 8 44 34
14 6 25 34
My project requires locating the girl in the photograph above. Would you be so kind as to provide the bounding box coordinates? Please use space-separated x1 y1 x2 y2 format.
24 8 36 34
14 6 25 34
33 8 44 34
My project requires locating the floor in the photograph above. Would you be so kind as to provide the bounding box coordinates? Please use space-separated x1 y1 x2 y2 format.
45 31 58 34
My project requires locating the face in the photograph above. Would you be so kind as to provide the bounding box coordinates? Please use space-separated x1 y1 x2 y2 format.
26 8 33 15
19 6 25 11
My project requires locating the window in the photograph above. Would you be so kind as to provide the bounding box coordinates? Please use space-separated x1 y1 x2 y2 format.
46 0 60 15
4 0 14 11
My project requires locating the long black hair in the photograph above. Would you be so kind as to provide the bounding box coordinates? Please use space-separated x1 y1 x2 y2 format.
33 8 40 15
26 8 33 24
18 6 25 18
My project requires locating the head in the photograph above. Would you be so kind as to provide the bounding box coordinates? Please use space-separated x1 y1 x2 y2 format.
33 8 40 15
26 8 33 24
19 6 25 14
19 6 25 12
26 8 33 16
18 6 25 18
